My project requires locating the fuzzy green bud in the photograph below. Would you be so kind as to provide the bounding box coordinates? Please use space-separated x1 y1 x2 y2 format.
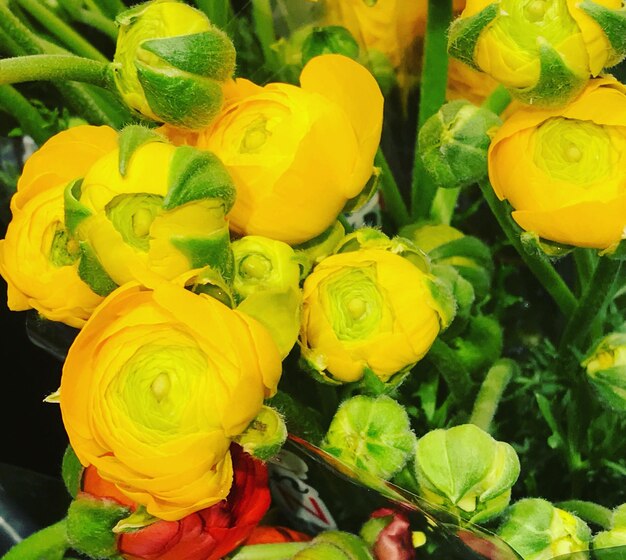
302 26 360 66
497 498 592 560
113 0 236 129
419 99 501 190
322 395 417 481
234 405 287 460
294 531 374 560
414 424 520 524
582 330 626 414
594 505 626 556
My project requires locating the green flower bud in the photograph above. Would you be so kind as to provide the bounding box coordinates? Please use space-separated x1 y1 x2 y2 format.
450 314 504 375
594 505 626 555
66 495 129 558
448 0 626 107
414 424 520 524
302 26 361 66
321 395 417 481
497 498 592 560
232 235 303 359
582 330 626 414
399 222 494 302
234 405 287 460
294 531 374 560
419 100 501 190
113 0 236 129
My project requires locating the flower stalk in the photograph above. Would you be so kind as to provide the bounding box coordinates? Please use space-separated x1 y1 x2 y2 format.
1 519 69 560
469 359 517 433
0 85 51 145
374 148 410 228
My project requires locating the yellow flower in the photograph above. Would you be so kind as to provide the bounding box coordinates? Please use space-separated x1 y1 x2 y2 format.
488 77 626 249
60 281 281 520
322 0 466 68
300 248 446 383
0 126 117 327
67 127 235 295
451 0 624 106
162 54 383 245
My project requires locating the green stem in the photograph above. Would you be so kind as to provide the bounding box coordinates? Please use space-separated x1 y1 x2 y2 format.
573 247 597 297
0 85 52 145
195 0 233 31
1 519 69 560
478 178 577 316
0 3 43 54
67 6 118 41
229 542 309 560
430 85 512 225
0 25 26 57
374 148 410 228
410 0 452 221
556 500 613 530
89 0 126 20
251 0 278 74
14 0 109 62
558 257 622 352
427 338 473 403
469 358 517 433
0 54 112 88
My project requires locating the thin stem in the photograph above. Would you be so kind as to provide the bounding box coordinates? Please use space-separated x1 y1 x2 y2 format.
0 85 52 145
14 0 109 62
229 542 309 559
573 247 597 297
556 500 613 530
194 0 233 30
469 359 517 433
251 0 278 74
559 257 622 352
478 178 577 316
69 7 118 41
89 0 126 20
0 3 43 54
427 338 473 403
375 149 410 229
410 0 453 221
481 84 512 116
1 519 69 560
0 54 111 88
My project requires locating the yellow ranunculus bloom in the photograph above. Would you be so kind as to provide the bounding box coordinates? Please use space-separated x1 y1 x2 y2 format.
488 77 626 249
0 126 117 327
68 130 235 295
60 281 281 521
322 0 465 68
300 248 445 383
454 0 623 106
162 54 383 245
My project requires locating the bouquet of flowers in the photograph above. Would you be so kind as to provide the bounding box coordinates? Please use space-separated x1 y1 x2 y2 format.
1 0 626 559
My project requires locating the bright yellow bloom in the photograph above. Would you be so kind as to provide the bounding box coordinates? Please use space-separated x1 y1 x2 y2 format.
300 248 445 383
60 281 281 520
454 0 623 105
488 77 626 249
162 54 383 245
68 129 235 294
0 126 117 327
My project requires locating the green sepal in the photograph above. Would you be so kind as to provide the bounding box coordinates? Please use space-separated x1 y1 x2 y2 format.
342 168 381 215
171 227 234 276
141 31 236 81
165 145 235 212
447 3 498 69
355 366 389 397
297 355 345 386
66 494 130 559
62 445 84 499
450 314 504 377
187 264 235 308
424 275 457 331
515 39 587 107
520 231 574 259
112 506 158 533
579 1 626 67
77 240 118 297
64 179 92 235
431 264 475 338
600 238 626 261
234 405 288 460
115 1 149 26
298 531 374 560
587 365 626 414
137 62 224 129
266 390 325 445
118 125 164 177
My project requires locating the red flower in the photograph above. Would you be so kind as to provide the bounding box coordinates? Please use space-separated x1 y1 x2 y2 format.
244 525 312 545
369 508 415 560
82 444 270 560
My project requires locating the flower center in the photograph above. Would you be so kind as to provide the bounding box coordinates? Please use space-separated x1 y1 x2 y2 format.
240 253 272 280
132 207 155 238
525 0 547 22
347 297 367 320
151 371 171 402
240 116 271 153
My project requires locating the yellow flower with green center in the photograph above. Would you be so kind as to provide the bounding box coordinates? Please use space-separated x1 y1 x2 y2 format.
488 77 626 248
450 0 625 106
59 281 281 521
0 125 118 327
162 54 383 245
300 248 449 383
66 126 236 296
113 0 236 129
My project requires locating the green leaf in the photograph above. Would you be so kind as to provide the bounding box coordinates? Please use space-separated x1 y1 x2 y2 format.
579 1 626 65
